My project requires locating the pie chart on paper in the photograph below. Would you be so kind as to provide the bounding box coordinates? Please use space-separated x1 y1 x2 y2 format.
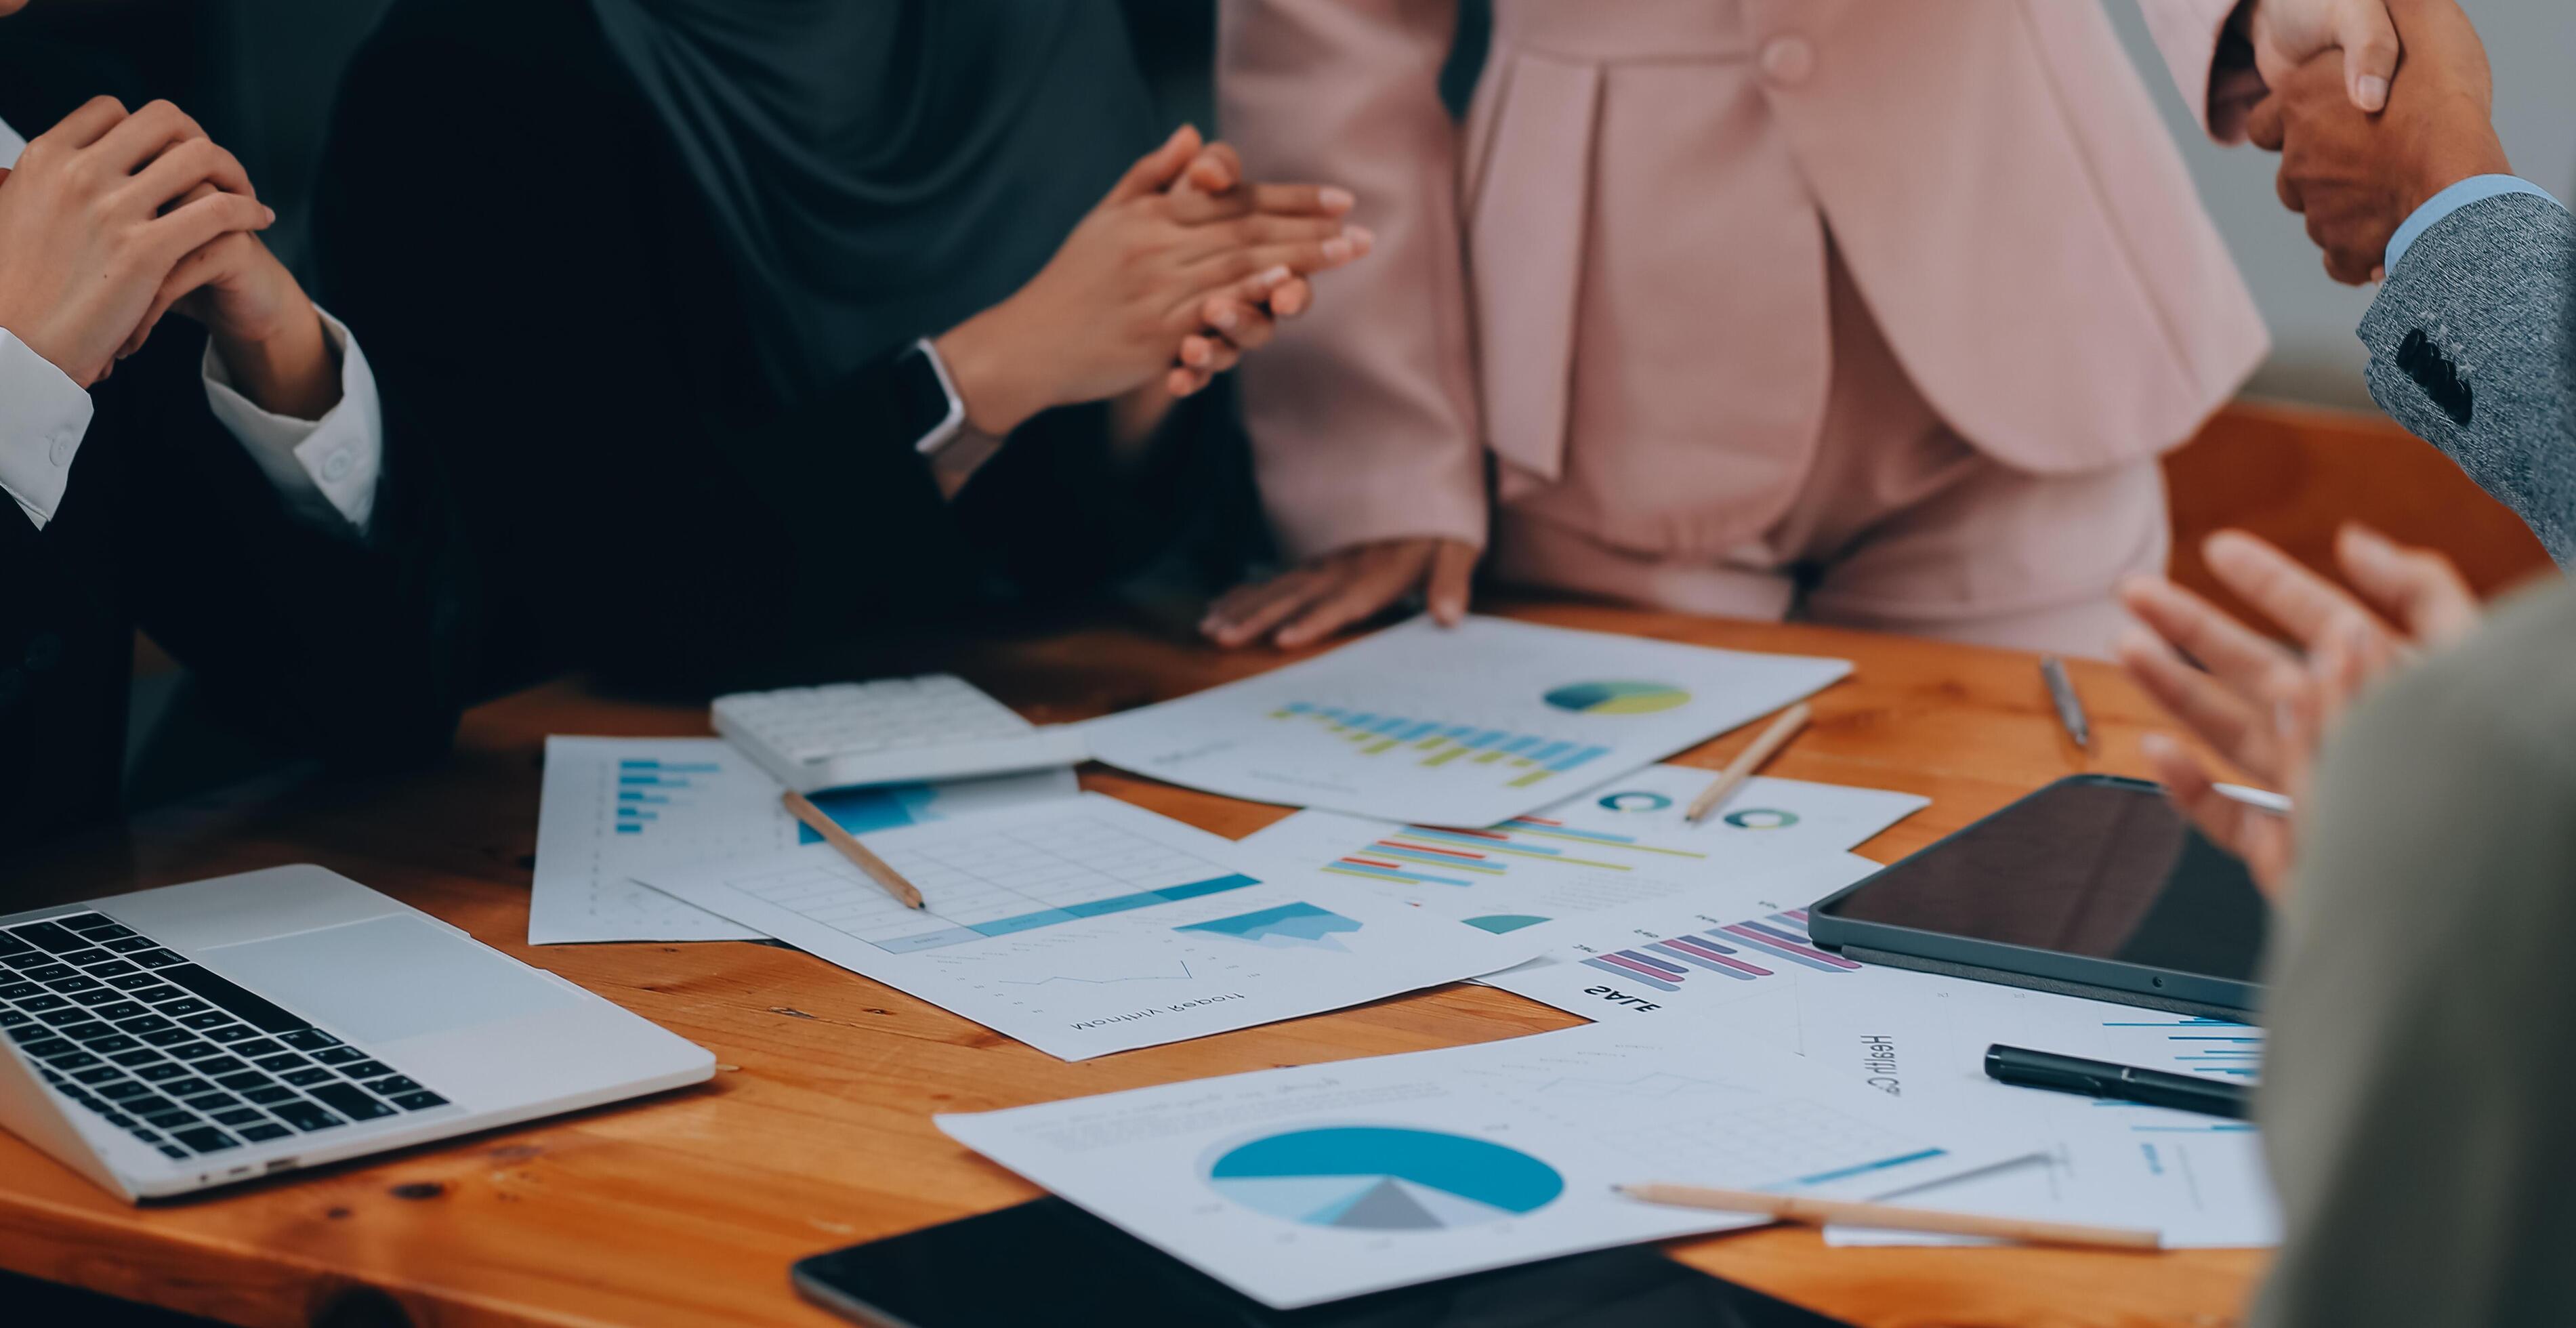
1543 681 1692 715
1206 1126 1565 1231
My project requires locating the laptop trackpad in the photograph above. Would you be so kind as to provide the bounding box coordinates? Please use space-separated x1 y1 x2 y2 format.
195 914 585 1044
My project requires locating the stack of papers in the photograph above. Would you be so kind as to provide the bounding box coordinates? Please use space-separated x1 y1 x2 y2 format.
638 795 1540 1060
1481 877 2280 1249
516 613 2281 1298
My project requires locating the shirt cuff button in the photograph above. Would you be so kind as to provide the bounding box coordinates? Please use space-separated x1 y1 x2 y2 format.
323 450 354 482
47 432 75 466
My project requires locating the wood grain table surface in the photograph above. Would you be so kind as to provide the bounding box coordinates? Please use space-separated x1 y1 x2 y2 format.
0 599 2265 1327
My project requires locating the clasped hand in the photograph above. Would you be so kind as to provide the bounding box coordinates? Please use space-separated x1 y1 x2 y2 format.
0 97 331 412
934 125 1369 440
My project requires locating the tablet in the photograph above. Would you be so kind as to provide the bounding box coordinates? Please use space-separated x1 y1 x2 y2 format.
1805 775 2268 1018
791 1197 1855 1327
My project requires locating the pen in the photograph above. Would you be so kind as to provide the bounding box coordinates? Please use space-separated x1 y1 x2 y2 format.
1614 1182 2161 1251
2213 783 2292 816
781 791 927 910
2039 655 2090 750
1984 1043 2251 1119
1684 702 1811 823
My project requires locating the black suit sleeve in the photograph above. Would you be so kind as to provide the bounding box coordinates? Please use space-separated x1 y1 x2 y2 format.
87 323 474 774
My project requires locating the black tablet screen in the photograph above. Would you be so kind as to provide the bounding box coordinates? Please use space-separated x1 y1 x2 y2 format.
1819 777 2269 981
795 1198 1855 1328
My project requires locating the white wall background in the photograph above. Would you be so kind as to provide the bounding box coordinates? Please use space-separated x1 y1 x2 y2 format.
2106 0 2576 409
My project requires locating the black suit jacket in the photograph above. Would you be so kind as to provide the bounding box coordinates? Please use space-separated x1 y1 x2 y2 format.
314 0 1221 697
0 315 472 862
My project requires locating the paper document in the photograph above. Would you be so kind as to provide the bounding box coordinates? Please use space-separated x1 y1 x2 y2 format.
530 736 1076 945
1484 893 2278 1248
937 1021 2033 1309
1242 808 1871 950
636 795 1538 1060
1079 616 1849 827
1530 764 1926 853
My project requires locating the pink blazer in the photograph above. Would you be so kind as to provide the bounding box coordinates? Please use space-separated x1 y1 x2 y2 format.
1219 0 2268 561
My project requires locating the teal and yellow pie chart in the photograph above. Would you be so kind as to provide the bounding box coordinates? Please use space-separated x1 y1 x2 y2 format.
1542 680 1691 715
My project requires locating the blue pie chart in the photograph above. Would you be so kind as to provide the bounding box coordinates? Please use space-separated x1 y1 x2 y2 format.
1207 1126 1564 1230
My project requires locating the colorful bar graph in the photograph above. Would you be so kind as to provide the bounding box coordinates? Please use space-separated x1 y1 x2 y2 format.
1269 703 1613 782
1570 911 1851 993
1585 955 1680 992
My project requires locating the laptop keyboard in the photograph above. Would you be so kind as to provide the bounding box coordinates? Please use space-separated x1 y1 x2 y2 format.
0 911 451 1161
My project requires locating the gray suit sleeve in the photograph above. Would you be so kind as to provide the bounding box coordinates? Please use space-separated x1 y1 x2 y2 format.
2358 192 2576 564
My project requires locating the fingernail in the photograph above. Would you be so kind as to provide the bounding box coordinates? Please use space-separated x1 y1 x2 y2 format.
1322 236 1353 262
262 205 276 224
1258 264 1292 288
1344 225 1375 254
1209 305 1238 331
1319 186 1356 212
2356 76 2388 111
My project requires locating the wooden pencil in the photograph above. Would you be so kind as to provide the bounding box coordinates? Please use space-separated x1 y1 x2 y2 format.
1683 701 1812 823
1614 1182 2160 1250
781 791 926 910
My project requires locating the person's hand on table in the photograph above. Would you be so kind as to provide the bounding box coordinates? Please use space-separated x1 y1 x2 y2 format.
1202 537 1477 650
2246 0 2508 283
0 96 275 388
2113 524 2481 896
932 125 1368 438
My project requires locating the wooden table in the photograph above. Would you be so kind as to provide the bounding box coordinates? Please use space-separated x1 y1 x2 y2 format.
0 601 2266 1327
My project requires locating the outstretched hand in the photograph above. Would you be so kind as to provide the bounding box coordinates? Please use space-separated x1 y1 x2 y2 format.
2114 524 2481 896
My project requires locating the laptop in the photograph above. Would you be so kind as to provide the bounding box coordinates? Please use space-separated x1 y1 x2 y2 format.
0 865 714 1201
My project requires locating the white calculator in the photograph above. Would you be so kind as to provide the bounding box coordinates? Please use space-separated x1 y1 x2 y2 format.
711 675 1089 794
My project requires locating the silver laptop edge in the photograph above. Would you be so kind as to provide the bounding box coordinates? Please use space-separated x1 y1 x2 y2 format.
0 865 714 1200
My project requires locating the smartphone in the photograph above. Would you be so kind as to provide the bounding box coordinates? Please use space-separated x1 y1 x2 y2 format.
1806 774 2269 1018
791 1197 1856 1328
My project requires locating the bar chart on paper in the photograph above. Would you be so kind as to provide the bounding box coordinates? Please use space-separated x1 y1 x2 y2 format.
637 795 1537 1059
1080 616 1850 826
2094 1015 2264 1083
1578 908 1862 993
529 736 1077 945
1271 703 1611 791
1251 808 1859 949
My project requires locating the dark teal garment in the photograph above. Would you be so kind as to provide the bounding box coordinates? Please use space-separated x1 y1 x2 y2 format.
587 0 1159 402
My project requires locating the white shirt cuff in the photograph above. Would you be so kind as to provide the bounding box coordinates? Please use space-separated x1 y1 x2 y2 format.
203 306 385 535
0 328 98 531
